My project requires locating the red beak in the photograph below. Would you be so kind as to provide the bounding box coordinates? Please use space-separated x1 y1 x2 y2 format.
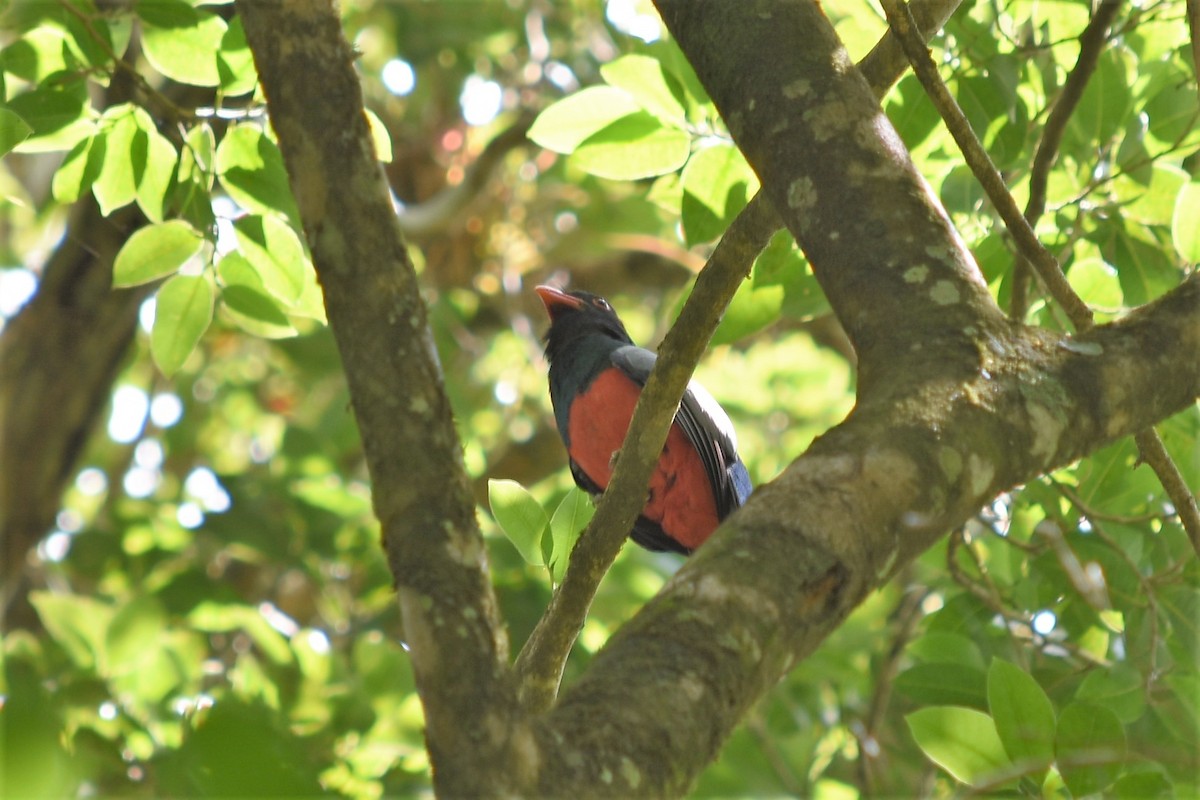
535 284 583 317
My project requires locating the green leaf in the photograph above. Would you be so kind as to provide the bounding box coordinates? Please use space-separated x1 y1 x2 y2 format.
488 479 548 566
600 54 687 126
221 285 298 339
93 105 140 215
52 132 105 204
7 80 92 153
1066 257 1122 309
105 596 168 676
113 220 204 287
987 659 1055 771
895 663 988 709
571 112 690 180
232 214 309 304
365 108 393 163
905 631 986 669
135 116 180 223
1076 663 1145 723
1106 222 1183 306
528 86 642 154
1065 47 1133 148
1172 181 1200 263
217 15 257 96
548 487 594 583
139 0 227 87
906 706 1012 786
151 274 214 376
179 123 217 190
215 124 301 223
29 591 114 671
710 280 783 345
2 26 74 83
680 143 759 245
1055 702 1126 797
0 108 33 157
1115 163 1187 227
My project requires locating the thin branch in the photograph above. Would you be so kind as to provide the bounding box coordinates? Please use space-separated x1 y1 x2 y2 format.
1133 429 1200 555
58 0 197 128
858 0 964 98
1011 0 1122 320
514 193 780 712
396 112 534 237
878 0 1095 332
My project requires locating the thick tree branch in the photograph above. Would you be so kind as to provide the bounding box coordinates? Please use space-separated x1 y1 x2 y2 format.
881 0 1199 553
235 2 522 794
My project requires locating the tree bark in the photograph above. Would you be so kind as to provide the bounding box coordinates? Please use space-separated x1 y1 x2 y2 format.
237 0 1198 796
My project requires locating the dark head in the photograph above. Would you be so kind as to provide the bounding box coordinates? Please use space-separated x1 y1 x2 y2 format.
535 285 634 365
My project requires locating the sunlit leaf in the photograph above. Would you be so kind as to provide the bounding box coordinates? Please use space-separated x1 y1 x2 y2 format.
987 659 1055 771
600 54 688 126
232 214 309 304
151 273 214 376
0 108 33 157
113 220 204 287
549 487 594 583
528 86 641 154
907 706 1012 786
139 0 227 87
680 143 758 245
488 479 548 566
215 123 301 224
570 112 690 181
1172 181 1200 263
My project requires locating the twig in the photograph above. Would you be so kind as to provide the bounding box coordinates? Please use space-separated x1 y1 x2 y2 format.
858 0 964 99
878 0 1095 332
1055 488 1164 684
856 581 928 796
396 112 535 237
1133 429 1200 555
1011 0 1122 320
58 0 196 128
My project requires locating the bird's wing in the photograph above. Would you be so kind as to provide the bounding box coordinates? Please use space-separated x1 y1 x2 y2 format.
609 346 749 518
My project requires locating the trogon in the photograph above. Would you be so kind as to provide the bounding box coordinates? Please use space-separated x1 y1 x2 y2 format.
535 284 752 555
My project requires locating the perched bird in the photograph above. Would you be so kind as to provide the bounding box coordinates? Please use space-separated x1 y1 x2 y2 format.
535 284 752 554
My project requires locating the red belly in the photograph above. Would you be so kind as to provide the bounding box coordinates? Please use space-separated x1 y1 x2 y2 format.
566 368 719 550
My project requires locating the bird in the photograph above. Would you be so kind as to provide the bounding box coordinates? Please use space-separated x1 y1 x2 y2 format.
535 284 752 554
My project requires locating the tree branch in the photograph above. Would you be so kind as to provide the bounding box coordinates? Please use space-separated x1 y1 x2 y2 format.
518 2 1200 791
878 0 1095 331
515 0 967 711
880 0 1199 554
1010 0 1121 320
235 2 521 794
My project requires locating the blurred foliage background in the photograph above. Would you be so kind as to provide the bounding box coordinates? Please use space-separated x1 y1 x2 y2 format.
1 0 1197 797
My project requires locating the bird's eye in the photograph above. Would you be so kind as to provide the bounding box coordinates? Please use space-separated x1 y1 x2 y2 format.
592 298 611 311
